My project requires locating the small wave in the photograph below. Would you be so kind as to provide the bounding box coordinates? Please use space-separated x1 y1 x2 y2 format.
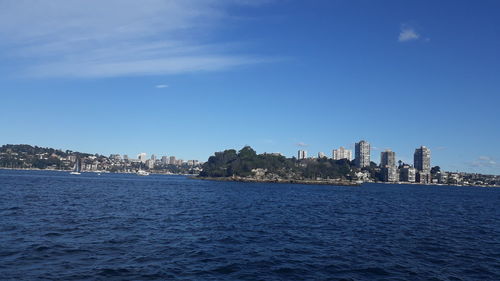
211 263 241 274
43 232 63 237
97 268 131 277
35 246 50 252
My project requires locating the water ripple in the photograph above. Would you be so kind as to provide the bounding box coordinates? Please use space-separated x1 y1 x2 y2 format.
0 170 499 280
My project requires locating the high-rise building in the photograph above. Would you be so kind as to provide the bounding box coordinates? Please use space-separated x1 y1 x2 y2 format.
380 150 397 182
355 140 370 168
298 150 307 160
123 155 129 162
145 159 155 169
414 146 431 172
151 154 157 161
137 153 147 163
416 171 431 184
382 166 398 182
380 150 396 168
169 156 176 165
161 156 169 165
399 165 416 182
318 152 326 158
333 147 353 161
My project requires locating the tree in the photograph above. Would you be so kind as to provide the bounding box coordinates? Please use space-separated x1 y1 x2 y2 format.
431 166 441 175
199 146 354 180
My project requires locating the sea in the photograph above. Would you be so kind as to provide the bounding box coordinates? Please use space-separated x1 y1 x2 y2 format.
1 169 499 281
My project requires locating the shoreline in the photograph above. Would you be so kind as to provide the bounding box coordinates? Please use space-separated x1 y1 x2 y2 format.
367 181 499 188
1 168 497 188
0 167 195 177
193 176 361 186
193 176 499 188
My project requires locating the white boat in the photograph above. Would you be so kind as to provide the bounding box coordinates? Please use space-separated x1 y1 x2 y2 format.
136 169 150 176
70 158 81 175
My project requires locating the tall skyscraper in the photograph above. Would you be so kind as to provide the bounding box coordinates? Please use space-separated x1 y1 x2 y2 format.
355 140 370 168
380 150 396 167
333 147 353 161
414 146 431 172
298 150 307 160
380 149 396 182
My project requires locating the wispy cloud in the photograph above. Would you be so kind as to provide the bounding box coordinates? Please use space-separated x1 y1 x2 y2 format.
469 156 498 168
155 84 169 89
0 0 272 78
398 25 420 42
261 139 275 144
296 142 308 147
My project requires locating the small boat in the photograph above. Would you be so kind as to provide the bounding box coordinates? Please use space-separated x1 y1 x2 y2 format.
70 159 81 175
136 169 150 176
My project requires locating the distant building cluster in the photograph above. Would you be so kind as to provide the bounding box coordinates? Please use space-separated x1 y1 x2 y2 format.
296 140 467 185
0 145 203 175
1 144 499 187
108 152 201 173
86 152 202 173
106 152 202 174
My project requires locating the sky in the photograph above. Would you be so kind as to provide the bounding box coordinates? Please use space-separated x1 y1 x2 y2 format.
0 0 499 174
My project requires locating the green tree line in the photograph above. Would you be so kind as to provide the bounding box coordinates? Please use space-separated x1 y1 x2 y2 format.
200 146 354 180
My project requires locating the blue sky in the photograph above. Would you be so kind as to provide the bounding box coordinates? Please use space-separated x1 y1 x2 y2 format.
0 0 499 174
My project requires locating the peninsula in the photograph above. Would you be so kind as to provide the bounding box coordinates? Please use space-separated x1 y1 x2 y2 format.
1 144 498 187
197 146 499 187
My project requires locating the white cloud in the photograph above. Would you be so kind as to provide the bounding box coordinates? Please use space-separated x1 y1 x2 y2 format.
296 142 308 147
398 26 420 42
0 0 272 78
155 84 169 89
478 156 492 161
470 156 498 168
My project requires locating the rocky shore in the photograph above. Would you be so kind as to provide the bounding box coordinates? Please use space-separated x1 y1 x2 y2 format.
193 176 361 186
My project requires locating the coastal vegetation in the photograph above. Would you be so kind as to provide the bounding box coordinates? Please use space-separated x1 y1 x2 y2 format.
199 146 354 180
0 144 201 174
0 144 94 169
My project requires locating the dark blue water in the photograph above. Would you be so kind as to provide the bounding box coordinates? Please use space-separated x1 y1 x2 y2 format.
1 170 499 280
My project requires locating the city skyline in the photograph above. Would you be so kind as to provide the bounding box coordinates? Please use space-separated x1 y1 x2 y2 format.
0 1 499 175
0 139 496 175
0 141 436 171
2 143 498 186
